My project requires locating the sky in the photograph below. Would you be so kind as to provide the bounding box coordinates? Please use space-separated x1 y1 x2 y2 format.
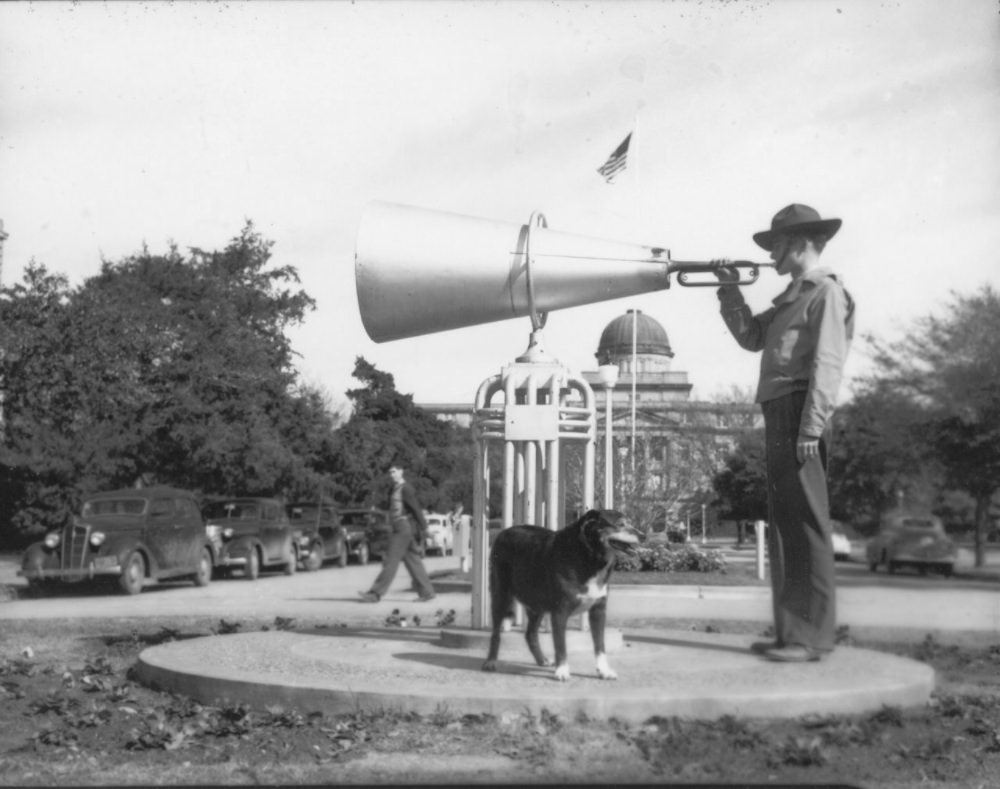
2 0 998 413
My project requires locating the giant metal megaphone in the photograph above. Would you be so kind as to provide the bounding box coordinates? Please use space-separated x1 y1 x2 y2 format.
355 201 770 343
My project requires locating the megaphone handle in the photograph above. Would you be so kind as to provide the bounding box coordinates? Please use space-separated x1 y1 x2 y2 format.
525 211 549 330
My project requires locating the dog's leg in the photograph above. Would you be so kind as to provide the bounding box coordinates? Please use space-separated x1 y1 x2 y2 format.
524 609 551 667
482 563 512 673
549 609 572 681
589 600 617 680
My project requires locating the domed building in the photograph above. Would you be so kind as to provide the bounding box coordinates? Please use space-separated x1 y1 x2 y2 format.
586 309 692 403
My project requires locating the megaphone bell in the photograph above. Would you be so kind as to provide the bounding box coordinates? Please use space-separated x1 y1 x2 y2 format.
354 201 767 343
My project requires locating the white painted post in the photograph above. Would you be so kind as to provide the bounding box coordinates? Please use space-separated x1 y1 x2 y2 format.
755 519 767 580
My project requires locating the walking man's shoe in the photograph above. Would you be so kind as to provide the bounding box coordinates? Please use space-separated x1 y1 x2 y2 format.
358 591 380 603
764 645 822 663
416 592 437 602
750 640 783 655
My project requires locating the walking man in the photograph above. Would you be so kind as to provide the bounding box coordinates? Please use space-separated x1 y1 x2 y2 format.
359 462 436 603
712 204 855 662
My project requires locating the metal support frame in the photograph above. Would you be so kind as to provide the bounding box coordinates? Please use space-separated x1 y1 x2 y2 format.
470 356 596 629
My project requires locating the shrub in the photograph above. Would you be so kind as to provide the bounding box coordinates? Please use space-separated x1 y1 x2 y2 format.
613 544 727 574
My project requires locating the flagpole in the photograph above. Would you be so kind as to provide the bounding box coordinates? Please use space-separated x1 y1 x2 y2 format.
630 103 641 475
631 306 637 474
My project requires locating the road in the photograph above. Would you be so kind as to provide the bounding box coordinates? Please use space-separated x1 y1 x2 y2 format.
1 546 999 637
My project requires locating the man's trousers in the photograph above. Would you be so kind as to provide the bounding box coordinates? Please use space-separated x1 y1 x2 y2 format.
370 517 435 599
761 391 837 653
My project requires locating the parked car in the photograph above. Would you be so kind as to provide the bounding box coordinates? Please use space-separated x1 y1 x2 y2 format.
18 487 214 596
338 508 390 562
423 513 454 556
831 522 852 561
286 502 349 571
202 497 297 580
865 511 957 576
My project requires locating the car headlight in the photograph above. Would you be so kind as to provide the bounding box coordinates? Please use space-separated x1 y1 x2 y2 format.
89 531 106 547
206 524 234 541
44 532 61 549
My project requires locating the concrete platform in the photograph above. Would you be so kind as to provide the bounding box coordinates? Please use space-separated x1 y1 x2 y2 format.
136 626 935 724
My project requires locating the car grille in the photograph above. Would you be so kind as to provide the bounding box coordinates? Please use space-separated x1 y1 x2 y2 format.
61 524 91 570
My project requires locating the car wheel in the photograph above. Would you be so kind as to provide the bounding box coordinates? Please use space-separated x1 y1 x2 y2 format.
119 551 146 595
303 540 324 572
193 548 212 587
283 542 297 576
887 560 898 574
245 548 260 581
357 542 370 566
941 563 954 578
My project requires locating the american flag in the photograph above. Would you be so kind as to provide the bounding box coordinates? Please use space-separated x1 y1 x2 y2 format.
596 132 631 182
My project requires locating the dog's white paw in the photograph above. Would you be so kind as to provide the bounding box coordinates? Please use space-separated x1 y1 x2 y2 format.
595 653 618 680
554 664 571 682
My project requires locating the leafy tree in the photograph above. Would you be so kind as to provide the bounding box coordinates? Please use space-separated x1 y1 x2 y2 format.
329 357 476 513
861 285 1000 565
828 385 940 532
711 428 767 523
0 224 339 541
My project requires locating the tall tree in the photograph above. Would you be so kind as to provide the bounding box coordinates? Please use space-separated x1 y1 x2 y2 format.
828 385 939 532
329 357 476 512
862 285 1000 565
0 224 338 540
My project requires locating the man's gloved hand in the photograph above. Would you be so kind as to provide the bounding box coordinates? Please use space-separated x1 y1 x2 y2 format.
709 258 741 284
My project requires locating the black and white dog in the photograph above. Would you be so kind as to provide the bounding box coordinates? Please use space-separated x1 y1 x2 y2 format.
481 509 638 681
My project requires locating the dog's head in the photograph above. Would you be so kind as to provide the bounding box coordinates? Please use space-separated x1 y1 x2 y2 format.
576 509 639 561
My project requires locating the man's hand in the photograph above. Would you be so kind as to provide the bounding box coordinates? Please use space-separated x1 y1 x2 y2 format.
709 258 740 284
797 436 820 463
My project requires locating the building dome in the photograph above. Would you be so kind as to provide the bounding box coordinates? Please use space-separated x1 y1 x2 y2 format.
596 309 673 365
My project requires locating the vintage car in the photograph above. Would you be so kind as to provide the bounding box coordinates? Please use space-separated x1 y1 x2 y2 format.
338 508 390 562
286 502 350 571
423 513 454 556
202 497 297 579
831 521 852 561
18 486 214 595
866 511 957 576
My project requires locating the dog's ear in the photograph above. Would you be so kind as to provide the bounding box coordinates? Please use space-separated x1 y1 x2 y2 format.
576 509 602 546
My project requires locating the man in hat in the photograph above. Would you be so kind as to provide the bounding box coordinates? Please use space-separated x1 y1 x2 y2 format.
359 462 436 603
712 204 855 662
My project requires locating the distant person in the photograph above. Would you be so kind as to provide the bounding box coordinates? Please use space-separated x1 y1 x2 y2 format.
710 204 855 663
359 462 436 603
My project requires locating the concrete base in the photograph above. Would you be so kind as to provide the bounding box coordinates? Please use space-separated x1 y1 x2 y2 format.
137 626 934 724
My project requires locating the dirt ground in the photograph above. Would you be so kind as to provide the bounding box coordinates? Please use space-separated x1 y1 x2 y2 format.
2 613 1000 787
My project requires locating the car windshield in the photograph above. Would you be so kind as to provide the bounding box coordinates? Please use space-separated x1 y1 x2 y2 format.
203 501 260 521
340 512 373 527
82 498 147 516
288 505 332 523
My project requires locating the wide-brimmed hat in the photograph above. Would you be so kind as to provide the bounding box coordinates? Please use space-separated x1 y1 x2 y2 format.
753 204 842 251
